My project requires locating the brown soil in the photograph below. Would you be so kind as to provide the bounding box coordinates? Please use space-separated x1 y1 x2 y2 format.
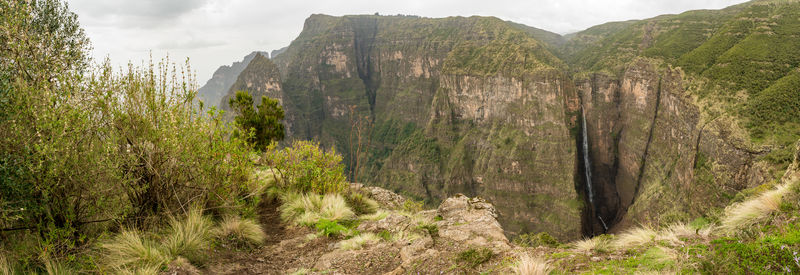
202 197 335 274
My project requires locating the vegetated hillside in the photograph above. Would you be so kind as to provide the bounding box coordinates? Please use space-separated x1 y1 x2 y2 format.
197 51 268 108
567 0 800 233
215 0 800 240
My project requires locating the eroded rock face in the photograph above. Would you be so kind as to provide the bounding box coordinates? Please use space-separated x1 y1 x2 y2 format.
436 194 510 251
577 59 773 231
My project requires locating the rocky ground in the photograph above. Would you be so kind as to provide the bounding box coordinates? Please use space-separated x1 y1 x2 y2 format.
166 185 519 274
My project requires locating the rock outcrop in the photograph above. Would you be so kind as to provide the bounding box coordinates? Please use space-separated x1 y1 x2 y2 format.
197 51 268 109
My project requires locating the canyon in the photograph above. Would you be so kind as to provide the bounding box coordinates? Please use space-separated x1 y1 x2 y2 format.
199 0 800 240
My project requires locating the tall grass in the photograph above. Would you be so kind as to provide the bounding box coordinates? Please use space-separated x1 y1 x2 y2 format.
0 254 14 275
573 236 612 253
613 226 657 250
720 183 790 234
163 209 213 264
214 215 267 245
512 253 551 275
338 233 381 250
100 230 170 271
279 193 355 226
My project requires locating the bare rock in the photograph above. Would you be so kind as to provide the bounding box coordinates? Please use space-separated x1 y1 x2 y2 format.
351 183 406 209
399 236 433 262
436 194 510 251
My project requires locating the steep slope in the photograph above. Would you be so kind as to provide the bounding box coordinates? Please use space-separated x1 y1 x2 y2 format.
568 0 800 232
197 51 268 109
271 14 583 239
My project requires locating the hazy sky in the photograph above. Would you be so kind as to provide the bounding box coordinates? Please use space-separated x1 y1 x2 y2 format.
65 0 748 85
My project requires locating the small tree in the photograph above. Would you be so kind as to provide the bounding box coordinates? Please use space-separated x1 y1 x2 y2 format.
228 91 285 151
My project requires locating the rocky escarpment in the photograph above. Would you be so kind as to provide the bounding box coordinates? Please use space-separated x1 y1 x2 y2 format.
197 51 268 108
263 14 582 239
212 0 800 240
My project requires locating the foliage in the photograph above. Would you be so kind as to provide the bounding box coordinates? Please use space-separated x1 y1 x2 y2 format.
514 232 560 248
228 91 285 151
265 140 348 194
701 227 800 274
457 247 494 268
315 219 349 238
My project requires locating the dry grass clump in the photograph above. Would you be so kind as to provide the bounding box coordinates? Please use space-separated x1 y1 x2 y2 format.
613 226 657 250
573 236 612 253
511 253 552 275
0 254 13 275
280 193 355 226
163 208 213 264
338 233 381 250
100 230 170 271
719 183 790 234
43 259 74 275
360 209 389 221
214 215 267 245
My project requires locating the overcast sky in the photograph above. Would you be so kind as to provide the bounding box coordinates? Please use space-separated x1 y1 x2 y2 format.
65 0 748 85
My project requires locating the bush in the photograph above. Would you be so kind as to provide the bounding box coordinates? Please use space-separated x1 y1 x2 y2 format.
228 90 285 151
264 140 348 194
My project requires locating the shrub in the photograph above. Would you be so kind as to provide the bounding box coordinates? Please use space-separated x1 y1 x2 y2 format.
264 140 348 194
402 199 425 213
228 90 285 151
100 230 170 271
457 247 494 268
214 215 266 246
163 209 213 264
511 253 551 275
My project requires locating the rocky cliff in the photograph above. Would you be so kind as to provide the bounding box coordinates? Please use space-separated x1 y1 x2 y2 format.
197 51 268 109
212 0 800 239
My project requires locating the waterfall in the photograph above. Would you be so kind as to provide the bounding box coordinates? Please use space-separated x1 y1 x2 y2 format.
582 107 608 232
581 108 594 205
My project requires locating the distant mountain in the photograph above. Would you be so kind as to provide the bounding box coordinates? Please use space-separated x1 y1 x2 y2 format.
196 51 268 109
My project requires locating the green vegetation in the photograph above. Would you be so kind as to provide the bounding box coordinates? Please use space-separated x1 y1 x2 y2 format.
228 90 286 151
457 247 494 268
514 232 561 248
265 140 348 194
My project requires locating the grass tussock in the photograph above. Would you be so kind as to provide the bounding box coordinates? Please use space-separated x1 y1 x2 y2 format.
512 253 551 275
338 233 381 250
214 215 267 246
163 208 213 264
100 230 170 271
345 192 379 215
0 254 13 275
613 226 657 250
573 236 612 253
280 193 355 226
360 210 389 221
720 183 790 234
44 259 74 275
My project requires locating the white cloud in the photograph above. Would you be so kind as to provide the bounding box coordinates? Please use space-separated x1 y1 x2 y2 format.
65 0 749 84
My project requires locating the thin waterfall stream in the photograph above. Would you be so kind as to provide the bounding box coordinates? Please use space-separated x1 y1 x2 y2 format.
581 107 608 232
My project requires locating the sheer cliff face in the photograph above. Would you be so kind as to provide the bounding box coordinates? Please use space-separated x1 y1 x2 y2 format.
218 0 799 238
268 15 583 239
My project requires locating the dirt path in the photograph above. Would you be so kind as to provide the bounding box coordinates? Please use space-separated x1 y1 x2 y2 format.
202 198 334 274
